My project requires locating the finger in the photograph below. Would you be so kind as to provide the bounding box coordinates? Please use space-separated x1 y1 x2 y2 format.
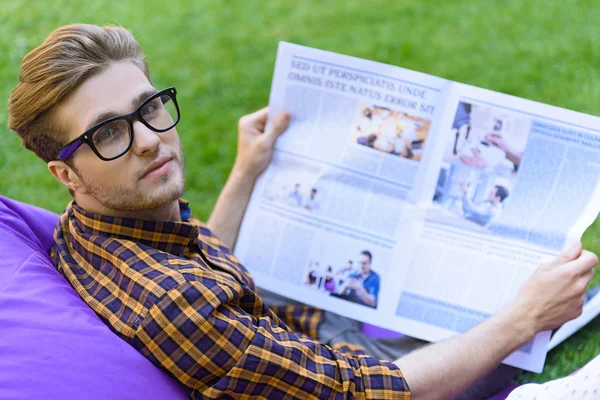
576 264 595 296
486 135 499 145
554 242 583 265
570 250 598 276
581 265 595 284
239 107 269 130
263 110 291 146
459 156 473 165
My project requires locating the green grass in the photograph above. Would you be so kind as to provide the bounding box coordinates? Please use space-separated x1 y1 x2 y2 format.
1 0 600 385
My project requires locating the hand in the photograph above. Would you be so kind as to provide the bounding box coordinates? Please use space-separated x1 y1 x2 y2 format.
234 107 291 179
511 243 598 335
485 133 509 152
346 278 361 290
459 148 488 169
486 132 522 168
460 183 469 194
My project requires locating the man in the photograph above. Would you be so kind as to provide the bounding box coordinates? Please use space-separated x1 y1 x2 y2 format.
335 259 355 288
8 24 597 399
337 251 380 308
287 182 303 206
304 187 320 211
462 183 509 227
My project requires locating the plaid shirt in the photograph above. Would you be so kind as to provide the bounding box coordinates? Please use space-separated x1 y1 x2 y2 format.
51 200 410 399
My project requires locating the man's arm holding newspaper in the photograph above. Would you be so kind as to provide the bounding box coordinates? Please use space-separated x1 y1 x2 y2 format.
207 108 290 248
396 243 597 400
461 183 490 215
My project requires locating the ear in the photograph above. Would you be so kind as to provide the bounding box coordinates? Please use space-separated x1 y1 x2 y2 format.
47 160 89 194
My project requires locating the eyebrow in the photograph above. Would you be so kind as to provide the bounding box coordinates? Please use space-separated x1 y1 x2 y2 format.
84 88 159 132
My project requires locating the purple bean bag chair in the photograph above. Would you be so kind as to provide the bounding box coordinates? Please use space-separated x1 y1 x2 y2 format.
0 196 188 400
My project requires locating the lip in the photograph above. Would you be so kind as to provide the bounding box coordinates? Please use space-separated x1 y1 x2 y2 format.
140 156 173 179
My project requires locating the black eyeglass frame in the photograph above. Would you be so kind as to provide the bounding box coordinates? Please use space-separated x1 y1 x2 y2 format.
55 87 180 162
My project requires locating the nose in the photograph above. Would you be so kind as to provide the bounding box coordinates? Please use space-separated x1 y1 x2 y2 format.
132 120 160 156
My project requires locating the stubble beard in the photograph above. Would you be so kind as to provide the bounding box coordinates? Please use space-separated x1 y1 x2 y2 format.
78 153 186 212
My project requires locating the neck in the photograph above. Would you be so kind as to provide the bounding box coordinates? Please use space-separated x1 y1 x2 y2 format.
74 195 181 222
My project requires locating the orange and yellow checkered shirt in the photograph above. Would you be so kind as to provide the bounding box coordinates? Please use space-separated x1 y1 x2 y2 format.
51 200 410 399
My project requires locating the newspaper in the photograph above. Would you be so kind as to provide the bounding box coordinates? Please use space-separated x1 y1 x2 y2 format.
234 42 600 373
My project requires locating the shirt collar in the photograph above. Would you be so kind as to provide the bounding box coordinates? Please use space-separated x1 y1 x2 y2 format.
358 270 371 279
70 199 198 255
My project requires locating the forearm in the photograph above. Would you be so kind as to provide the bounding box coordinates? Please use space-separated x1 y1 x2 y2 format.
207 165 256 249
506 150 522 168
462 193 486 215
144 282 411 398
395 302 535 400
357 286 376 307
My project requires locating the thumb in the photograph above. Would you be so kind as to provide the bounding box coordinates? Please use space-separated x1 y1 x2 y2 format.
263 110 291 146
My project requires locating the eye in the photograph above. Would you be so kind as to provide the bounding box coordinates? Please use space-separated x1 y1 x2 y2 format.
94 127 116 143
140 100 159 117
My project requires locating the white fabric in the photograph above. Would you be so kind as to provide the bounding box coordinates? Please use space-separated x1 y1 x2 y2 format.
506 355 600 399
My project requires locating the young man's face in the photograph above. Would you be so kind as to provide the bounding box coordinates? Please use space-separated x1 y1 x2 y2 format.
53 62 185 212
359 254 371 274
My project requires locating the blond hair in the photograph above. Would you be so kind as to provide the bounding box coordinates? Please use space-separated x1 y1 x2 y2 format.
8 24 150 163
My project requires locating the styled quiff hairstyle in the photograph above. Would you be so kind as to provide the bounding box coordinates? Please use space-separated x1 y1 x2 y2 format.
8 24 150 163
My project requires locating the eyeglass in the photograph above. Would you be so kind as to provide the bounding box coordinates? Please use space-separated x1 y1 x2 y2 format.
56 87 180 161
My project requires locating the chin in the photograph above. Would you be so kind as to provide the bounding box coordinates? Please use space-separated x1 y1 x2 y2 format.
116 178 185 212
81 163 186 213
148 166 185 194
150 178 186 208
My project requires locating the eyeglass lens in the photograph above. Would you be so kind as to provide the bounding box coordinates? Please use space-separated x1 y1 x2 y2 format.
91 94 178 159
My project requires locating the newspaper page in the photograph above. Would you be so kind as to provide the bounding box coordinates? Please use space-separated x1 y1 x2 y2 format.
234 42 600 373
389 83 600 372
235 42 448 328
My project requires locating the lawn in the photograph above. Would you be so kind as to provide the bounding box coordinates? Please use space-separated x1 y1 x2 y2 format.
1 0 600 385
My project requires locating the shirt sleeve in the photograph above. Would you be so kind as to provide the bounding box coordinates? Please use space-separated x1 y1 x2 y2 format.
366 275 380 305
131 280 410 399
462 193 490 217
267 303 323 339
